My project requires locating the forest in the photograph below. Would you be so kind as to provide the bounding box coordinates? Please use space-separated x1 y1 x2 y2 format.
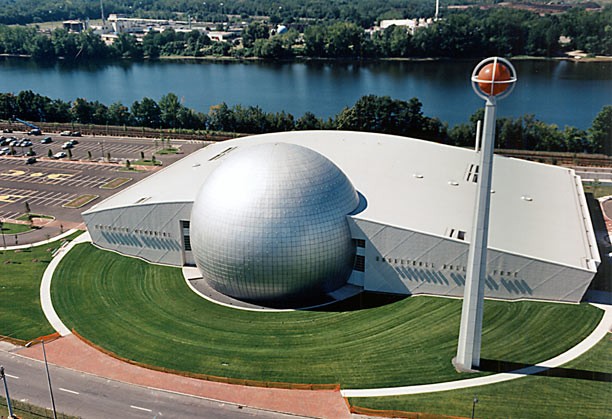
0 6 610 60
0 90 609 154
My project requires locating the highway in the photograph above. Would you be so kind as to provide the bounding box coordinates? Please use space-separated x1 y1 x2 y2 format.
0 347 306 419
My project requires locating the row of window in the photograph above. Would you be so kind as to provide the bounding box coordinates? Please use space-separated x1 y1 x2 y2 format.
376 256 435 269
376 256 519 277
94 224 171 238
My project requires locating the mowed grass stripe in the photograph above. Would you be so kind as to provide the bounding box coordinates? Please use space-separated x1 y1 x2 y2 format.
51 244 603 388
350 336 612 418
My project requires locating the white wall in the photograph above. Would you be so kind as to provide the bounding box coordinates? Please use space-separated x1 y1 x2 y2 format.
351 218 594 303
83 202 192 266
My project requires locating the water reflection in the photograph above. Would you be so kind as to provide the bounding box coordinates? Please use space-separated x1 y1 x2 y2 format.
0 57 609 129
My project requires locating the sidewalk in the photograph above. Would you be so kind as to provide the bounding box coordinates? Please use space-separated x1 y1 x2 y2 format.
17 335 351 419
0 220 84 249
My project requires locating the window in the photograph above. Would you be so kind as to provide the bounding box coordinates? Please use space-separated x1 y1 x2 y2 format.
354 255 365 272
181 220 191 251
354 239 366 248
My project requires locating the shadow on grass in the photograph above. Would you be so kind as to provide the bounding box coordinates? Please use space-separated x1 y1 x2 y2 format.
309 292 408 312
480 358 612 382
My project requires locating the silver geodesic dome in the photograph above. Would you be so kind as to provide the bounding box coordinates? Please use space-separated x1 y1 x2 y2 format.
190 142 359 304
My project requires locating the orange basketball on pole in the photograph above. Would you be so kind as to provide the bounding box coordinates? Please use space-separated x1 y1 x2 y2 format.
477 63 512 96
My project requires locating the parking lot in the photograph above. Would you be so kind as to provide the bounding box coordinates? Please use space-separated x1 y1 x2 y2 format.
0 131 210 246
1 130 205 163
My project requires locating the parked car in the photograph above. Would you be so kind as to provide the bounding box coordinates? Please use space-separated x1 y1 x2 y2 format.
3 128 12 133
67 139 79 145
21 140 32 147
41 136 53 144
9 139 19 147
0 138 8 146
62 142 74 149
53 151 67 159
72 131 81 137
25 157 37 164
0 147 10 155
60 130 72 136
25 149 36 156
27 128 42 135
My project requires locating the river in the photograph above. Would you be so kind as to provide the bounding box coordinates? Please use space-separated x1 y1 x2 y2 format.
0 57 610 129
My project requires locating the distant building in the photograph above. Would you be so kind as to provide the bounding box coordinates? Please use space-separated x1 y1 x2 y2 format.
379 18 434 35
62 20 85 33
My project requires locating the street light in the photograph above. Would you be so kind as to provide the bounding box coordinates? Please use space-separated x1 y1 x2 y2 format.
0 366 16 418
471 395 479 419
25 340 57 419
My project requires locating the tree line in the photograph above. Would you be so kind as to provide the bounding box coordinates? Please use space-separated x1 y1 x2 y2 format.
0 6 610 60
0 0 439 27
0 90 609 154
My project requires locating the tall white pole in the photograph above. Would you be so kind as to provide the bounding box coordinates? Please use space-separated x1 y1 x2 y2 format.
454 57 516 372
455 97 496 371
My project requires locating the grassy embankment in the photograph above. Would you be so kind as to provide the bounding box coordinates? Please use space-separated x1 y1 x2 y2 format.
0 232 82 342
51 243 603 389
350 335 612 418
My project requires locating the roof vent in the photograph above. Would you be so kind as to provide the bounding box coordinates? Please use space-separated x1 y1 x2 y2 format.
465 164 479 183
448 181 459 186
413 173 424 179
521 195 533 202
208 147 237 161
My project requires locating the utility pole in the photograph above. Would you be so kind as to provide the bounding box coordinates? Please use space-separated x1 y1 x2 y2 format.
0 366 15 418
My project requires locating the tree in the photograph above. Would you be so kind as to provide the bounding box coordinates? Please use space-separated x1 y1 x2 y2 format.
108 102 131 126
296 112 323 130
71 98 95 123
242 21 269 48
111 33 143 59
29 35 56 60
159 93 182 128
131 97 161 128
588 105 612 155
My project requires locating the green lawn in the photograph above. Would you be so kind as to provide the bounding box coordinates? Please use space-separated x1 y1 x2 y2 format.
51 244 603 388
1 222 31 234
0 232 82 341
350 335 612 419
583 181 612 199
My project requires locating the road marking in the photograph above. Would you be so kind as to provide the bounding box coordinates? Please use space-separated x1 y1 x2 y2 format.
130 405 152 412
5 373 19 379
59 387 79 395
0 194 26 203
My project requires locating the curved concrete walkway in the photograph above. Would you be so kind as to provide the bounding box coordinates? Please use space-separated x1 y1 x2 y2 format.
0 227 79 251
40 231 90 336
40 234 612 402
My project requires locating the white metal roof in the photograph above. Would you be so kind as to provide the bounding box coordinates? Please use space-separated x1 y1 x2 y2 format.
84 130 599 272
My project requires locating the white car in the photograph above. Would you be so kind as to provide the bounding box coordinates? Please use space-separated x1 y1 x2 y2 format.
60 130 72 136
53 151 67 159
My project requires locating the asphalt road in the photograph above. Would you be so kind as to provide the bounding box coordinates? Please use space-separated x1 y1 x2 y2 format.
0 347 306 419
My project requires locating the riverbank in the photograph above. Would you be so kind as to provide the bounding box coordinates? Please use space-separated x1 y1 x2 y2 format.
3 51 612 64
152 53 612 64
